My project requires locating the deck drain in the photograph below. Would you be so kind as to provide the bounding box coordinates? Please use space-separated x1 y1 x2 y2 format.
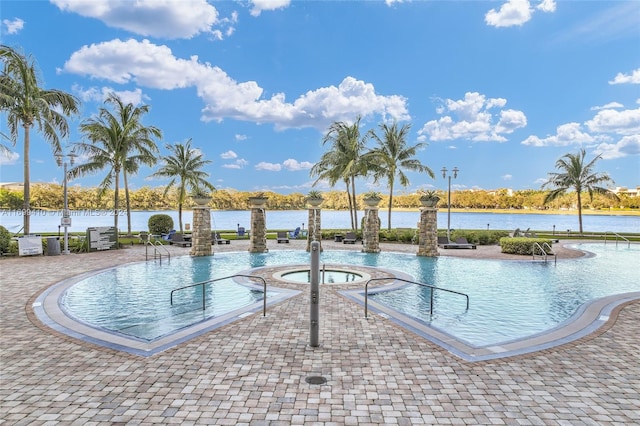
305 375 327 385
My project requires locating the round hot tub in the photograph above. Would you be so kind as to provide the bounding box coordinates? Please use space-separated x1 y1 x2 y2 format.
274 266 370 284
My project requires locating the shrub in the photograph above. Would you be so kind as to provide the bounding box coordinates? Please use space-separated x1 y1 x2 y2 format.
0 226 11 254
500 237 553 255
148 214 174 235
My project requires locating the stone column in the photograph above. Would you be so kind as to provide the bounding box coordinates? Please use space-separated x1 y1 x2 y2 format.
306 207 322 252
190 206 212 256
362 206 380 253
249 206 268 253
417 207 439 257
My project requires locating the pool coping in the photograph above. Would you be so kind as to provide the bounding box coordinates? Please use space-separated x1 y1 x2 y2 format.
32 265 301 357
339 287 640 362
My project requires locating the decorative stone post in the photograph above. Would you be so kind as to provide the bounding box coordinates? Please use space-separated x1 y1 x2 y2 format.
190 204 212 256
417 207 439 257
362 198 381 253
306 197 323 252
249 196 268 253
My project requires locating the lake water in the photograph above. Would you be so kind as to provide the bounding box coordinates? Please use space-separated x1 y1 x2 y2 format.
1 209 638 234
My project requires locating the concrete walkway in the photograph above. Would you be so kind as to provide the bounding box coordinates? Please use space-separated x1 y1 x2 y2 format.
1 240 639 424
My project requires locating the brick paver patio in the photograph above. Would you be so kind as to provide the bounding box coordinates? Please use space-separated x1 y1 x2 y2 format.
1 240 638 425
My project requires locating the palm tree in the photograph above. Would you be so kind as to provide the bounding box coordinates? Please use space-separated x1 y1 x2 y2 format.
311 116 368 231
0 44 80 234
71 94 161 245
102 94 161 235
150 139 216 233
366 122 435 230
542 148 618 234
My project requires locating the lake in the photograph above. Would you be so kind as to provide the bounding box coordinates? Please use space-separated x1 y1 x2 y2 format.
1 209 638 234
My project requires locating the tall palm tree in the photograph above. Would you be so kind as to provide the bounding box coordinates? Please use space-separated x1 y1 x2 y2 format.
542 148 618 234
366 122 435 230
0 44 80 234
311 116 368 231
102 94 161 235
71 94 161 244
150 139 216 233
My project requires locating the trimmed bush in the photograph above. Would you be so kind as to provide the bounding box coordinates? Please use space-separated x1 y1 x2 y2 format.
500 237 553 255
148 214 174 235
0 226 11 254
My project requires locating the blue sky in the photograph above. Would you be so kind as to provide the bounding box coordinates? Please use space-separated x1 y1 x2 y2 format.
1 0 639 195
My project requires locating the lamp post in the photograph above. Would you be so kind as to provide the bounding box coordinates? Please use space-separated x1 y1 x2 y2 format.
441 166 459 242
55 149 77 254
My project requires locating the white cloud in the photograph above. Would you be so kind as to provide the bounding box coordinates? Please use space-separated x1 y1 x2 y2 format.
2 18 24 35
521 122 594 147
220 150 237 160
255 161 282 171
609 68 640 85
485 0 555 28
585 107 640 135
62 39 409 130
235 134 247 141
51 0 221 39
418 92 526 143
591 102 624 111
595 135 640 160
0 150 19 165
249 0 291 17
72 84 145 105
502 174 513 181
283 159 313 171
222 158 248 169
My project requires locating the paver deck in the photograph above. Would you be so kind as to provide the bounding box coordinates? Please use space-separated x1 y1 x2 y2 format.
1 239 639 425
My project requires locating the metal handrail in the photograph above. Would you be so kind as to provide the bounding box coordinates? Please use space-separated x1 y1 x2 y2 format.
145 240 170 263
604 231 630 248
532 242 556 264
170 274 268 316
364 277 469 318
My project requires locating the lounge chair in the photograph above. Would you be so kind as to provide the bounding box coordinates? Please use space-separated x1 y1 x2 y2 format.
276 231 290 243
343 232 357 244
237 227 249 239
170 233 191 247
213 232 230 245
162 229 176 241
437 236 451 247
288 227 301 239
454 237 477 249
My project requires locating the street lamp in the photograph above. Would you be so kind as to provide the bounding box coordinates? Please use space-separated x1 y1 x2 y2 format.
55 148 77 254
441 166 459 242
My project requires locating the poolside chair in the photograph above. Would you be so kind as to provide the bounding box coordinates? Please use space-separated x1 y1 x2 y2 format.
288 227 301 239
437 236 451 247
276 231 290 243
213 232 230 245
454 237 477 249
162 229 176 241
236 227 249 239
343 232 357 244
170 233 191 247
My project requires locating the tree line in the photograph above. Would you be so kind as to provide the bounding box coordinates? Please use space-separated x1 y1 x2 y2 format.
2 185 636 212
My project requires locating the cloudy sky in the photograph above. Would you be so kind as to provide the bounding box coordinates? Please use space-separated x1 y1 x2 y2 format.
1 0 638 194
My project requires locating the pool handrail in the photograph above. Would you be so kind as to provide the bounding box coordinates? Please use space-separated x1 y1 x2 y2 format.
145 240 170 263
532 241 556 264
170 274 268 316
364 277 469 318
604 231 630 248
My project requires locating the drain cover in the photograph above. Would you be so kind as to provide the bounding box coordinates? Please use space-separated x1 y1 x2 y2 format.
305 375 327 385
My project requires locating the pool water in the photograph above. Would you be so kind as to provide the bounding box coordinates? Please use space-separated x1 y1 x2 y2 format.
61 243 639 346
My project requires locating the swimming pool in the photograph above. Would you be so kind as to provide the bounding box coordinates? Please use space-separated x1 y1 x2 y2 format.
42 243 639 357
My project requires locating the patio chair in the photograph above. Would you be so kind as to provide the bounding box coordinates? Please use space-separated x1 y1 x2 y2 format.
170 233 191 247
437 236 451 247
236 227 249 239
276 231 290 243
162 229 176 241
288 227 301 239
213 232 230 245
343 232 357 244
454 237 477 249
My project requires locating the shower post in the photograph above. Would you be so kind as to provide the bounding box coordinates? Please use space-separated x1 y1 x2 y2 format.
309 241 320 347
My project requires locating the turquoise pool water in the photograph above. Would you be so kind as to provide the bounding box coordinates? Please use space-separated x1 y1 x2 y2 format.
61 243 639 346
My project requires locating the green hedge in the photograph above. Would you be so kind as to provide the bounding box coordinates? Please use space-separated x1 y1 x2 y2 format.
148 214 174 235
500 237 553 255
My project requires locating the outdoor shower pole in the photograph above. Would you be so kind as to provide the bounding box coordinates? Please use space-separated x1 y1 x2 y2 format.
310 240 320 347
441 166 459 242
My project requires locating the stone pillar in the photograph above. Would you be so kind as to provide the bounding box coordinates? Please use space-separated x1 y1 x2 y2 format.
417 207 439 257
362 206 380 253
306 207 322 252
249 207 268 253
190 206 212 256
